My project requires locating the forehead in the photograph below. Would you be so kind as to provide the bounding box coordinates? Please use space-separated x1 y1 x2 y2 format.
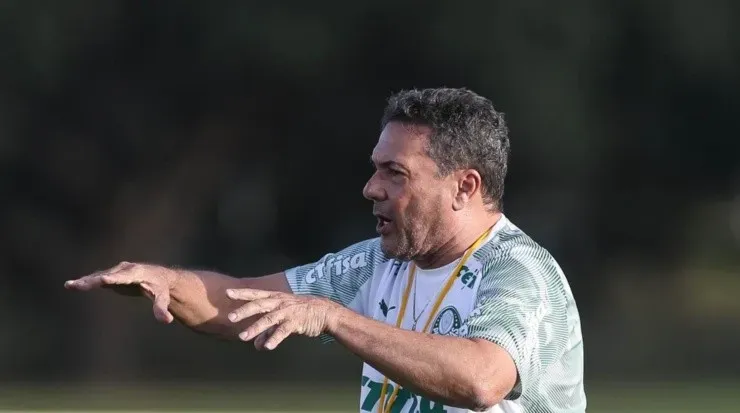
371 122 432 164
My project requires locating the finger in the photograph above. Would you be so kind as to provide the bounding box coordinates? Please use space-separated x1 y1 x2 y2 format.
152 291 174 324
64 275 107 291
65 273 125 291
226 288 276 301
64 263 141 291
239 309 289 342
263 321 296 350
66 274 140 291
228 297 284 323
254 326 277 351
108 261 134 273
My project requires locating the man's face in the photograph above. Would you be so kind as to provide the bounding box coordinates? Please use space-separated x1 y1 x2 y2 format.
363 122 457 261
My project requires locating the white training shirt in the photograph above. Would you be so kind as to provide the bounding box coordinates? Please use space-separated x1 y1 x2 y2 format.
285 215 586 413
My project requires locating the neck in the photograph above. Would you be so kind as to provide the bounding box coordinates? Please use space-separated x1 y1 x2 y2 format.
413 211 502 270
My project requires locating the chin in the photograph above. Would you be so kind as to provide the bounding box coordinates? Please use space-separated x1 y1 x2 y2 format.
379 238 395 256
380 238 412 261
379 238 399 258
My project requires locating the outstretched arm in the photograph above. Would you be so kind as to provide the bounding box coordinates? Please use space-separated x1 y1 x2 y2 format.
168 268 292 338
66 238 379 342
65 262 292 340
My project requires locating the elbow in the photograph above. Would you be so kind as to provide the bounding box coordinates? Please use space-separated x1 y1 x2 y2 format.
462 339 518 411
466 382 504 412
464 366 516 411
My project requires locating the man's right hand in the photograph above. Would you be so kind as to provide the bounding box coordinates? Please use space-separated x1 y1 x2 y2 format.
65 261 177 324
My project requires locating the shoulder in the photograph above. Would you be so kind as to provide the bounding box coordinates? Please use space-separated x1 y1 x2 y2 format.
474 217 573 304
291 237 391 285
475 216 553 261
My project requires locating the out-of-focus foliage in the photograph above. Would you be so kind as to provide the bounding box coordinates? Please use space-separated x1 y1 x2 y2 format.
0 0 737 385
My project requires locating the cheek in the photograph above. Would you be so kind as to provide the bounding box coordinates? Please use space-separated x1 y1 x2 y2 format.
389 180 442 221
417 185 450 218
386 184 411 210
403 190 435 221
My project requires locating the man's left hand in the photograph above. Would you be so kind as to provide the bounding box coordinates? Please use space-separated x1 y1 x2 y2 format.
226 288 340 350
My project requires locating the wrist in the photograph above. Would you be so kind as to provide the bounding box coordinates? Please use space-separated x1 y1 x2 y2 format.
325 300 349 335
162 266 183 295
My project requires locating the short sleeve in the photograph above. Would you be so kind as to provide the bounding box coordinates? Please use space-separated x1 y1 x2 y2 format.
462 245 569 400
285 237 383 312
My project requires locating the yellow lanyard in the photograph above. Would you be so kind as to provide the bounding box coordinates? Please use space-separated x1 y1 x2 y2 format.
376 226 493 413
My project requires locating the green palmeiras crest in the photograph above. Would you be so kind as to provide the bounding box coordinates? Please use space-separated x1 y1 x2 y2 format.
431 306 462 336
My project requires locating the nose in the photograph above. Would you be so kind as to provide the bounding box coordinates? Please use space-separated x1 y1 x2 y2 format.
363 172 386 202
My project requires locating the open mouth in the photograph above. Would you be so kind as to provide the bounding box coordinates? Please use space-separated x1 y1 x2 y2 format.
375 213 392 234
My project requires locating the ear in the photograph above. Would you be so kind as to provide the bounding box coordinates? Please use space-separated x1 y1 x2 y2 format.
452 169 482 211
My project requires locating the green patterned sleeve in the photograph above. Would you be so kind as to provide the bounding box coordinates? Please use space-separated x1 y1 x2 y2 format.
462 244 570 400
284 238 383 314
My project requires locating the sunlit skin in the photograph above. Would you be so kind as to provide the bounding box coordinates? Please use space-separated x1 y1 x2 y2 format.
364 121 502 269
63 119 516 411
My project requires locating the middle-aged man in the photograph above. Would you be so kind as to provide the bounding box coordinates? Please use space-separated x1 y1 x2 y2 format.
66 87 587 413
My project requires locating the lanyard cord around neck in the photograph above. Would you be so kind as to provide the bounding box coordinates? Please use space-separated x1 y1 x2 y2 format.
376 226 494 413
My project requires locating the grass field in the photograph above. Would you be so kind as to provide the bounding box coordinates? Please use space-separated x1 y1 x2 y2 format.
0 381 737 412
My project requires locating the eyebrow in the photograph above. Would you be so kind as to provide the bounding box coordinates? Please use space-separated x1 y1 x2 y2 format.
370 157 410 173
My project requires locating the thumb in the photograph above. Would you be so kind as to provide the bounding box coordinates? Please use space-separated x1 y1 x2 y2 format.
152 291 174 324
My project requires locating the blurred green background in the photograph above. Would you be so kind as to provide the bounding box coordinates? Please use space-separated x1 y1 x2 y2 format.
0 0 738 411
1 381 739 412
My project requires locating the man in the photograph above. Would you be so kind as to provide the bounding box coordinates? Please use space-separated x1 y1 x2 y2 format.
66 88 586 413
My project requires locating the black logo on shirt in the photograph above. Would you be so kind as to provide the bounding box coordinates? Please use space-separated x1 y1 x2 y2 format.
379 299 396 317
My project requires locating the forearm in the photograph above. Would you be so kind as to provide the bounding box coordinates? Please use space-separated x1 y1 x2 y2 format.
168 269 290 339
327 306 509 411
